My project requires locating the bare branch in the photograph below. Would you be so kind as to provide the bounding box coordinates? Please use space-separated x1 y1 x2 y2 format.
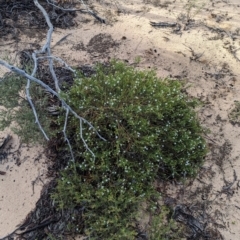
0 0 106 162
19 0 61 142
46 0 79 11
46 0 106 23
33 0 60 93
0 59 106 153
80 118 95 160
63 108 75 161
36 56 75 73
26 79 50 141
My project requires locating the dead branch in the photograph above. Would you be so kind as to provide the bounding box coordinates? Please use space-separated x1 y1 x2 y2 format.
46 0 106 23
183 44 204 62
0 0 106 162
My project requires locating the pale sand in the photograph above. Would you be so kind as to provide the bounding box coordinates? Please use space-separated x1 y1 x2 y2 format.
1 0 240 238
0 130 48 238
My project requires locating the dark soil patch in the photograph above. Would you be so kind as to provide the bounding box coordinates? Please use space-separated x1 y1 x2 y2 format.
87 33 120 56
71 41 86 51
0 0 77 41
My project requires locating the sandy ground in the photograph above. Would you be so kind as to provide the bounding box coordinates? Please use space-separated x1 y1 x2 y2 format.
0 130 48 238
1 0 240 239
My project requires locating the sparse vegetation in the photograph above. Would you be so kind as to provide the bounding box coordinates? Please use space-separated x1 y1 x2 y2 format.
148 206 183 239
177 0 206 23
0 73 53 143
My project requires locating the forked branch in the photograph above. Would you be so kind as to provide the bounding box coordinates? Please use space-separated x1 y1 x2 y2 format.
0 0 106 161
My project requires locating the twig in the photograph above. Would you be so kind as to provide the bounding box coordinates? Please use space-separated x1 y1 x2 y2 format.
52 33 72 49
34 0 60 92
230 48 240 62
203 23 234 40
150 21 177 27
77 0 105 23
26 78 49 140
36 56 75 72
32 172 44 194
0 41 16 46
46 0 106 23
80 118 95 160
47 0 78 11
183 44 204 62
63 108 75 161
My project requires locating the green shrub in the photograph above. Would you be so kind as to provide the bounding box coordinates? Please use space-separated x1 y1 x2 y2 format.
52 60 207 239
148 205 184 240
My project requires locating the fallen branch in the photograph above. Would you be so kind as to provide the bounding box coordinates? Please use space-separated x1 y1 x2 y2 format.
0 58 106 159
0 0 106 162
46 0 106 23
150 21 177 27
183 44 204 62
